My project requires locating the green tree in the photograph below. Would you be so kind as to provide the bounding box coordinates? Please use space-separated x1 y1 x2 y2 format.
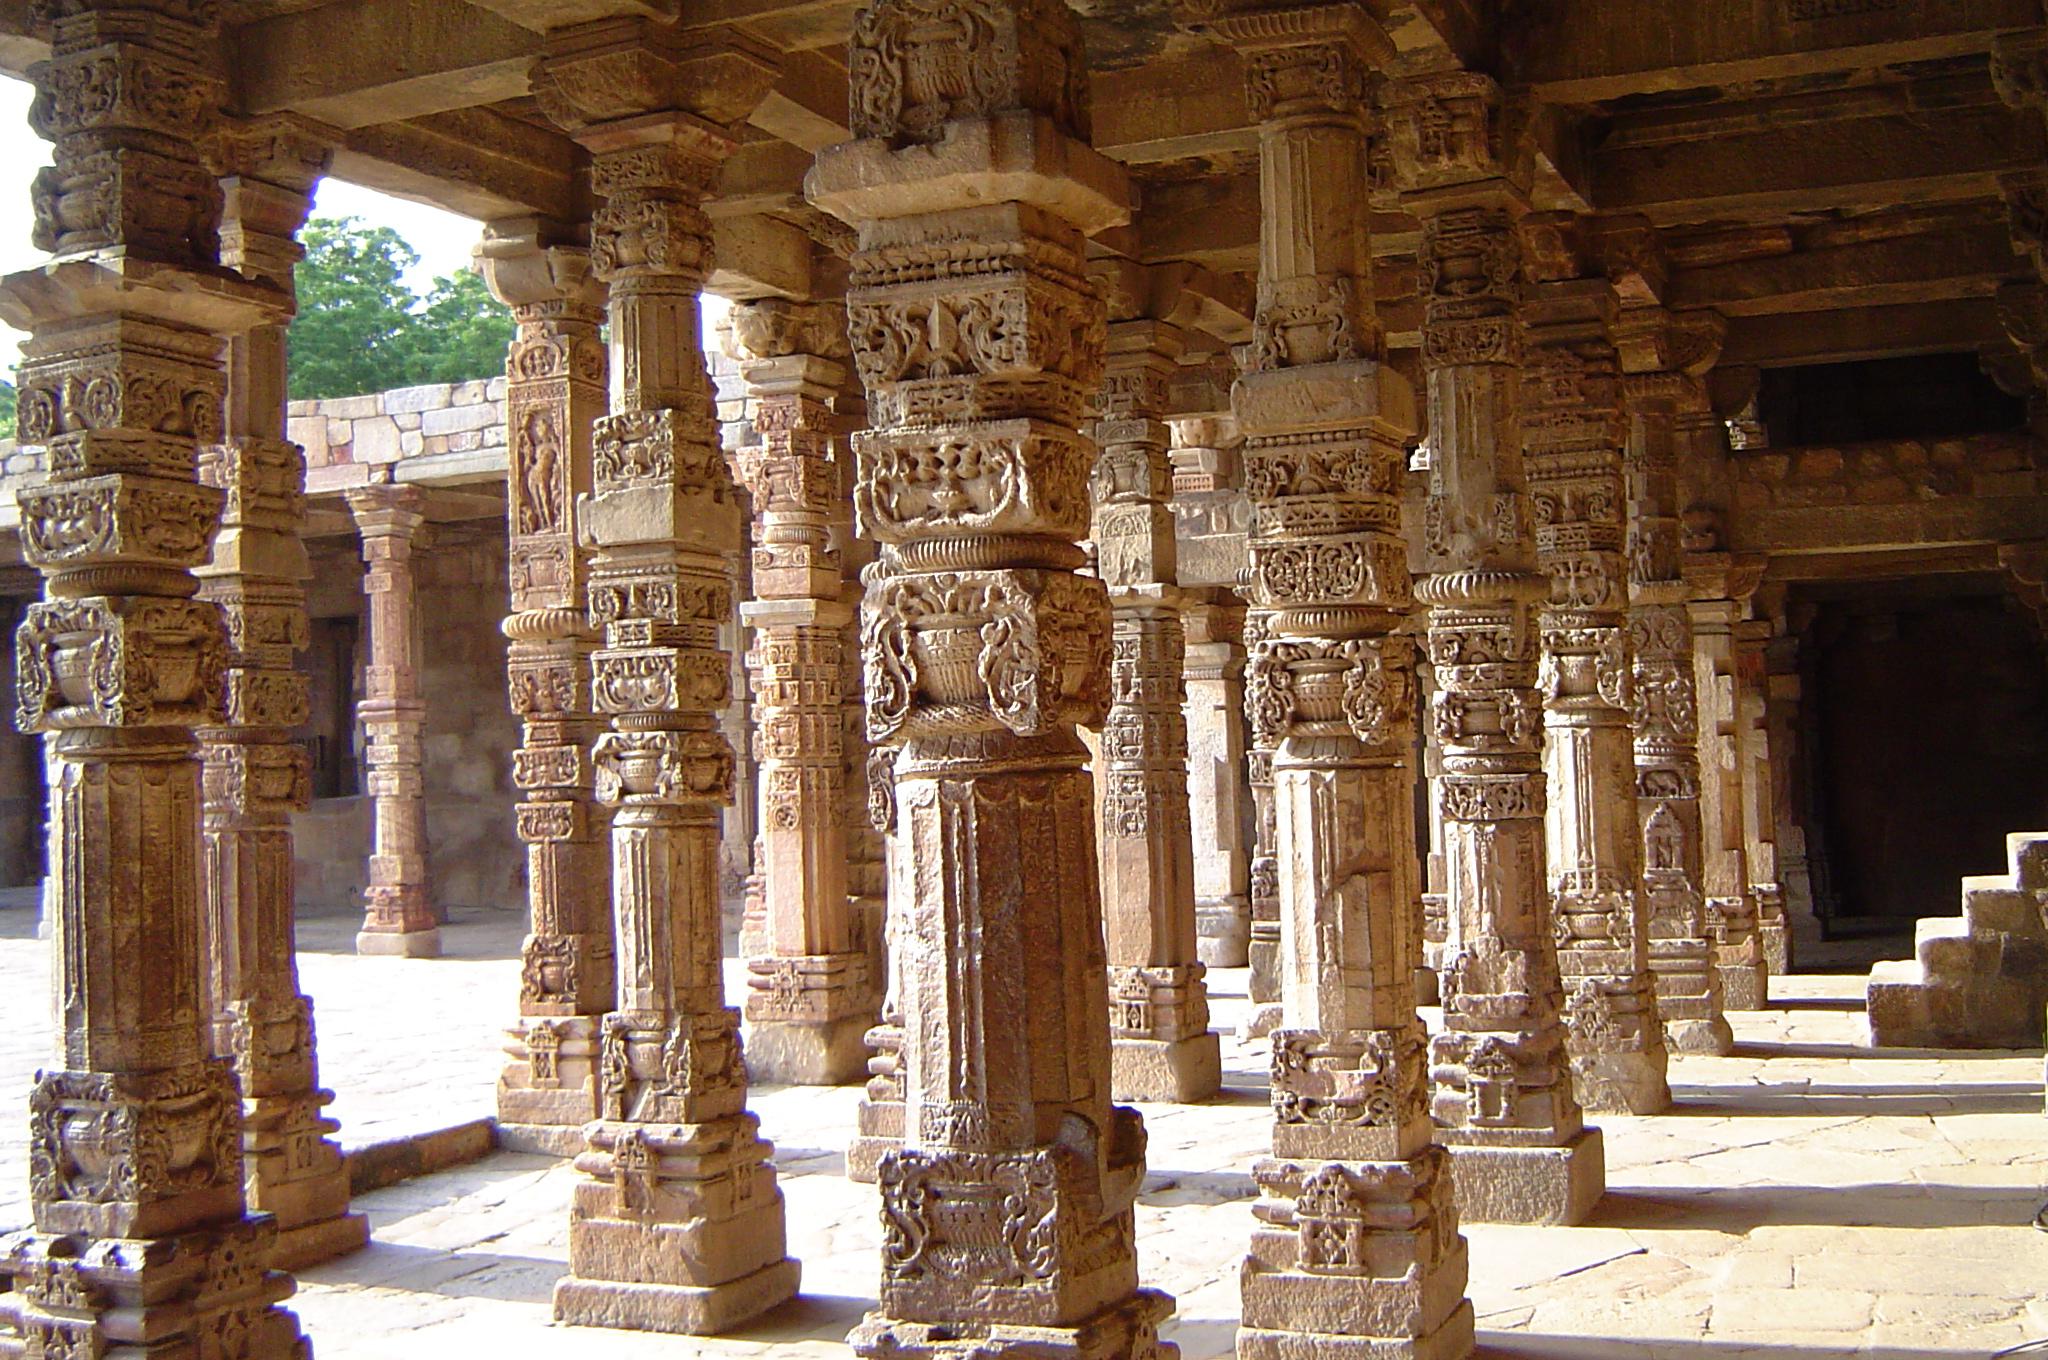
0 376 15 440
408 267 513 386
287 216 512 400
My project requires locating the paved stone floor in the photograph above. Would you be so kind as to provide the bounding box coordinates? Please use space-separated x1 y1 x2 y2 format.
3 900 2046 1358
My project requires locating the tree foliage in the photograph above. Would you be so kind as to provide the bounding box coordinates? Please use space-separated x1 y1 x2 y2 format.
287 216 512 401
0 378 15 440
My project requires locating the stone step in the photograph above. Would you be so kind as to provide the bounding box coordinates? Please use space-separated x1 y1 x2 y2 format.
1960 881 2041 936
1914 916 1981 978
2008 832 2048 893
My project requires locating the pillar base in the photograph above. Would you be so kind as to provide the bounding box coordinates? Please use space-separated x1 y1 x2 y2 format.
1242 1003 1284 1040
1247 935 1280 1005
270 1210 371 1271
1196 896 1251 969
1443 1129 1606 1226
356 926 440 958
851 1287 1177 1360
1717 961 1769 1011
1111 1031 1222 1103
1569 1051 1672 1116
1664 1014 1735 1055
1761 923 1789 975
553 1255 799 1335
496 1122 591 1156
1239 1304 1475 1360
744 1013 874 1086
0 1219 309 1359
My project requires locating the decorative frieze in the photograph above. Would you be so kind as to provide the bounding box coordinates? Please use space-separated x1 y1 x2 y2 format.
0 2 309 1354
811 3 1176 1356
478 221 617 1151
534 20 798 1335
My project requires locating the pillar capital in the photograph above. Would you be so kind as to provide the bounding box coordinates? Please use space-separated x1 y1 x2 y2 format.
344 481 428 537
476 218 607 320
1383 71 1527 202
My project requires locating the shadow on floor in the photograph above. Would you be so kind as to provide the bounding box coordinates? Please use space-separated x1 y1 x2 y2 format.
1590 1182 2042 1232
1667 1082 2043 1118
773 1145 849 1178
1731 1039 2041 1062
1474 1337 2003 1359
301 1239 563 1305
1767 994 1870 1013
1141 1168 1259 1205
293 906 526 960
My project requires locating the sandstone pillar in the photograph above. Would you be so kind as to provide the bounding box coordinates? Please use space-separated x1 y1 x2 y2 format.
1394 75 1604 1227
729 298 877 1086
345 483 437 956
0 0 310 1351
1763 623 1818 951
477 222 616 1152
1518 214 1669 1116
1183 594 1252 968
1615 307 1735 1055
1092 282 1220 1102
533 24 798 1333
1734 616 1788 974
809 4 1175 1357
1243 606 1284 1033
847 749 903 1182
1687 558 1768 1011
1177 9 1471 1356
197 116 370 1268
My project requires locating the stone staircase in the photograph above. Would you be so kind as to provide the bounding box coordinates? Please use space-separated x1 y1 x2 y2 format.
1866 831 2048 1048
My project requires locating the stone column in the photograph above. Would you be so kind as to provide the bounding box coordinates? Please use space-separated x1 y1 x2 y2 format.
1393 74 1604 1228
1177 9 1470 1356
345 483 437 956
1183 594 1252 968
477 222 615 1152
729 297 877 1086
0 0 310 1351
1763 622 1818 951
1518 214 1669 1116
1734 616 1788 974
1092 284 1220 1102
1614 306 1735 1055
1243 606 1284 1034
197 116 369 1268
1687 559 1767 1011
810 4 1176 1357
533 25 797 1334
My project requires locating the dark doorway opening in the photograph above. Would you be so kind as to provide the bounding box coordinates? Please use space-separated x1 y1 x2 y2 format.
1796 576 2048 937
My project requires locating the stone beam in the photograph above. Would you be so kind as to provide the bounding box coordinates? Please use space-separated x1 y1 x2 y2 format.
1736 495 2048 557
750 48 852 151
0 0 41 74
1095 47 1253 163
335 107 586 222
1668 217 2022 316
1722 298 2004 367
1507 0 2044 102
232 0 540 127
1594 78 2045 224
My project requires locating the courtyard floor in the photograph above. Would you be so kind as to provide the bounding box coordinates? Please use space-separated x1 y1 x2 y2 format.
2 900 2045 1359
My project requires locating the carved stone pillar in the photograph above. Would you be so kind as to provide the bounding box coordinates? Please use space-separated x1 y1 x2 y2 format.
0 1 310 1352
1243 606 1283 1034
196 116 369 1269
1734 616 1787 973
1183 594 1252 968
1092 286 1220 1102
345 483 437 956
533 25 798 1334
1177 10 1470 1357
477 222 615 1152
846 745 903 1183
729 297 877 1086
1517 215 1669 1117
1763 623 1817 953
810 6 1175 1358
1393 75 1604 1229
1615 306 1734 1056
1686 557 1767 1011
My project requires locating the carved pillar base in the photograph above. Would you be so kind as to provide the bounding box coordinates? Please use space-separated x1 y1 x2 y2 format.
554 1113 800 1335
1757 885 1789 975
1109 963 1222 1101
1244 1029 1474 1360
1558 971 1670 1116
497 1015 603 1155
1712 897 1770 1011
846 1017 903 1183
233 999 369 1269
743 954 877 1085
355 919 440 957
852 1288 1174 1360
1649 937 1735 1055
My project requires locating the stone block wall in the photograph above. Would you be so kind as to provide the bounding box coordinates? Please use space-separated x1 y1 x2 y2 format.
288 377 511 475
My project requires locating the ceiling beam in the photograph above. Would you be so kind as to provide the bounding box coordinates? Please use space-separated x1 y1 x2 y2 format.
1668 218 2024 316
1505 0 2044 102
1721 297 2004 368
335 106 584 222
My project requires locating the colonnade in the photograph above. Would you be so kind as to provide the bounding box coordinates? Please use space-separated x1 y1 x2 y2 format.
0 1 1797 1356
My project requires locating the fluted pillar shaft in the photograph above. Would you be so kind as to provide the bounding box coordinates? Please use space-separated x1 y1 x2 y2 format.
1615 306 1734 1055
1093 302 1219 1102
1177 10 1468 1357
196 116 369 1268
730 298 878 1085
0 2 309 1353
810 5 1175 1357
478 223 616 1150
345 483 437 956
1518 215 1669 1116
534 24 797 1334
1396 75 1603 1228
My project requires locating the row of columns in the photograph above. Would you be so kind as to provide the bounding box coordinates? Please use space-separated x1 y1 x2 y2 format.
0 3 1802 1358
